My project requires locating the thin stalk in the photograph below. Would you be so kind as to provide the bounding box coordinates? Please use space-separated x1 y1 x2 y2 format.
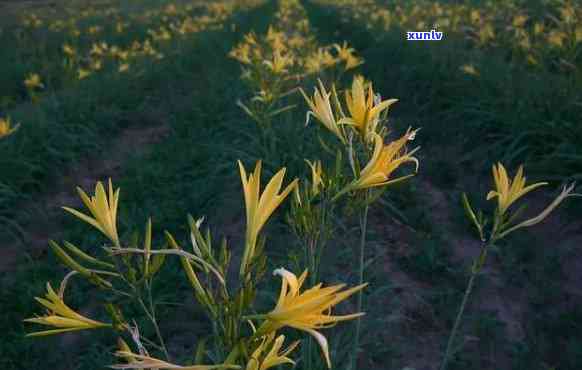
137 281 170 361
439 245 488 370
304 196 330 370
350 193 369 370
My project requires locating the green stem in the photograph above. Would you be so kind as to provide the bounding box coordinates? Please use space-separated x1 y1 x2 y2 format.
303 196 330 369
350 195 369 370
138 282 170 361
439 245 488 370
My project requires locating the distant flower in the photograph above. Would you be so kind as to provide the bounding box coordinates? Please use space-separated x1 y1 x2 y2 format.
246 333 299 370
305 159 324 196
62 43 76 56
78 68 91 80
0 117 20 139
333 42 363 70
460 64 479 76
24 73 44 90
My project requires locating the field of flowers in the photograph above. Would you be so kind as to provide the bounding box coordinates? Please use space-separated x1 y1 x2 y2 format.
1 0 581 370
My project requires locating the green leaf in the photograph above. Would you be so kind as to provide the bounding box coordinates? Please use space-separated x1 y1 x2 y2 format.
62 241 115 269
194 337 208 364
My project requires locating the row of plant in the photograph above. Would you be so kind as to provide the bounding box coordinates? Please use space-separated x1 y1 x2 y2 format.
0 0 252 109
312 0 581 76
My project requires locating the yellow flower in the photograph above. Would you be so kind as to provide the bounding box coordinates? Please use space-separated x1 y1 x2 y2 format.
238 161 298 276
559 5 575 24
246 333 299 370
62 179 120 246
304 49 335 74
24 283 111 336
341 75 398 140
470 10 481 24
78 68 91 80
24 73 44 90
264 49 293 74
305 159 323 196
90 43 104 56
119 63 130 73
460 64 479 76
344 53 364 70
300 80 346 143
0 117 20 139
346 130 419 192
333 42 364 70
547 30 565 48
88 25 102 35
90 59 103 71
512 14 528 28
486 163 547 216
229 43 252 64
111 350 239 369
526 54 538 66
255 268 366 368
478 23 495 44
62 43 76 56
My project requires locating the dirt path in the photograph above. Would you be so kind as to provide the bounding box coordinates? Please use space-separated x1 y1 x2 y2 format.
0 110 170 272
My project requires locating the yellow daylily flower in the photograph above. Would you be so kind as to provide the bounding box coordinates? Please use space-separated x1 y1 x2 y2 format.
229 43 252 64
333 42 363 70
62 43 76 56
90 43 104 56
486 163 547 216
0 117 20 139
547 30 565 48
90 59 103 71
300 79 346 143
345 130 419 192
344 53 364 71
512 14 528 28
111 350 240 370
255 268 367 368
24 283 111 336
460 64 479 76
238 161 298 276
263 49 293 74
305 159 323 196
62 179 120 246
78 68 91 80
24 73 44 90
246 333 299 370
341 75 398 140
